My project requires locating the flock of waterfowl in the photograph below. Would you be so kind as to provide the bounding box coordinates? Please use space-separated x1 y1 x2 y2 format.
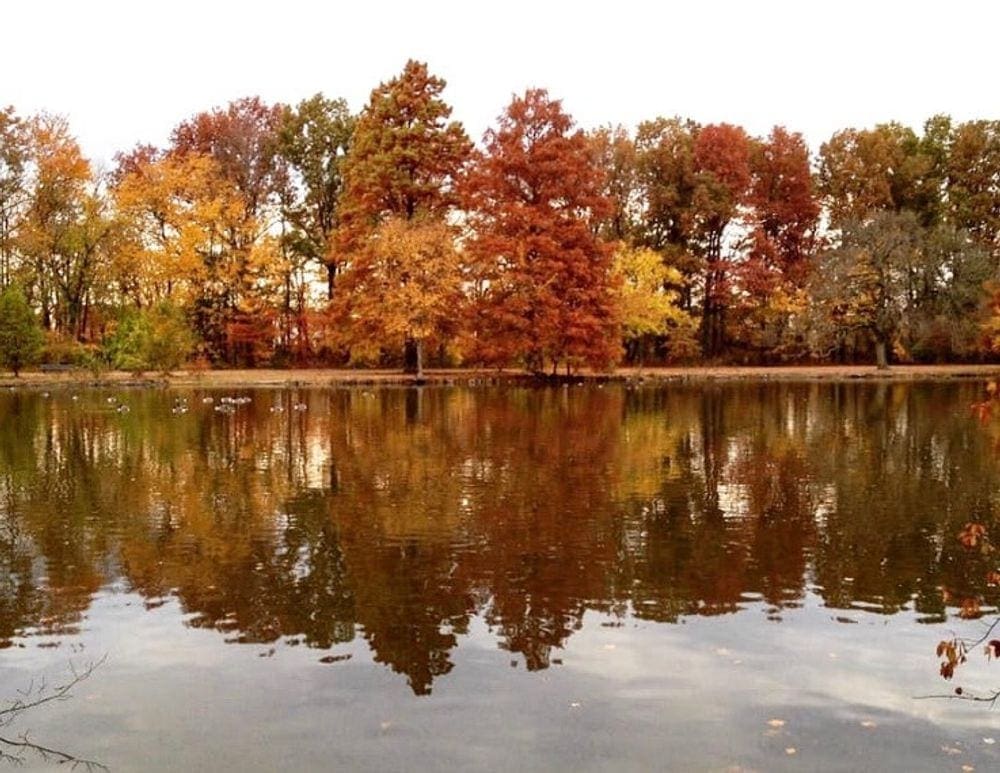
34 392 309 416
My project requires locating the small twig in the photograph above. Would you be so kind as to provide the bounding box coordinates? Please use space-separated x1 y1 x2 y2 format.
961 618 1000 650
914 689 1000 706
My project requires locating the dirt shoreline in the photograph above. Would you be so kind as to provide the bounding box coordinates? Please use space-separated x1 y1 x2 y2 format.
3 364 1000 390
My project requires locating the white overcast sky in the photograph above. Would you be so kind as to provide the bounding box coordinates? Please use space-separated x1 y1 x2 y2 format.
5 0 999 165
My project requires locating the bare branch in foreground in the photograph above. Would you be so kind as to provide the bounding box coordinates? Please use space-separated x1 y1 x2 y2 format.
0 731 108 770
0 655 109 770
0 655 106 727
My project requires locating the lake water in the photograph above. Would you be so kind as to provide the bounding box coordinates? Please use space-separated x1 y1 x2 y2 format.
1 382 1000 771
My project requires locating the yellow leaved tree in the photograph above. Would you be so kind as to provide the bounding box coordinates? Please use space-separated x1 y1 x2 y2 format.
613 245 697 365
335 217 464 376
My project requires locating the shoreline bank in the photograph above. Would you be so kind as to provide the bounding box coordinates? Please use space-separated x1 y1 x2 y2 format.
3 364 1000 390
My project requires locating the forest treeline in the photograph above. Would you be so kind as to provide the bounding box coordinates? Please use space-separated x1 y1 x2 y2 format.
1 59 999 373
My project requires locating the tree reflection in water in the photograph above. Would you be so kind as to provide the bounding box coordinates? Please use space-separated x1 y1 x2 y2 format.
0 382 998 695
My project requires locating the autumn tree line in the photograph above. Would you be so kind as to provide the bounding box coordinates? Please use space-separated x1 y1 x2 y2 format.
1 60 999 374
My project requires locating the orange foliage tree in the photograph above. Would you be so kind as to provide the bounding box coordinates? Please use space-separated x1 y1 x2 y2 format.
336 217 464 375
333 60 471 371
462 89 620 374
167 98 288 363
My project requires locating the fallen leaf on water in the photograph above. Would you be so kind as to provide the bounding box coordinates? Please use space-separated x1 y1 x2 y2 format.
961 765 974 772
715 647 731 656
941 745 962 756
860 720 877 728
983 737 995 744
785 747 796 756
569 702 581 709
380 721 392 732
767 719 786 728
602 644 616 651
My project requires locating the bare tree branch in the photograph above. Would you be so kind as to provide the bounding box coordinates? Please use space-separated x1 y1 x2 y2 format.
0 656 109 770
0 731 108 770
0 655 106 727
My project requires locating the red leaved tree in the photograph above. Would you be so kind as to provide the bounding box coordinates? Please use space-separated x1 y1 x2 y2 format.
691 123 751 358
734 126 820 357
462 89 620 374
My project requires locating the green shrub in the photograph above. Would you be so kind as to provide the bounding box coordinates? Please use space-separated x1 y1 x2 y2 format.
106 303 196 375
0 285 44 376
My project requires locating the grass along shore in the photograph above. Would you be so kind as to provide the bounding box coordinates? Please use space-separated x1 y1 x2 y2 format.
3 364 1000 390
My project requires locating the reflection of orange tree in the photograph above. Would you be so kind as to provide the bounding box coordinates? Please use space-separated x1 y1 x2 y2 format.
118 394 359 648
456 389 625 670
326 388 477 693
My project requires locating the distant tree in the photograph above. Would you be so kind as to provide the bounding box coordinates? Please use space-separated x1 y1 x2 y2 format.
170 96 287 219
335 60 471 372
146 303 197 373
690 123 752 358
946 119 1000 260
905 223 992 361
463 89 619 373
588 125 640 243
813 211 990 368
744 126 820 295
734 126 820 358
338 61 470 242
0 106 28 290
633 117 701 304
613 245 696 364
277 94 355 299
336 217 463 376
17 114 114 339
0 284 43 376
632 119 754 358
818 122 942 228
113 151 268 363
814 211 921 369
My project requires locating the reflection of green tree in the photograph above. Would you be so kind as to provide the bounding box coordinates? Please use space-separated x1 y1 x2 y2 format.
2 383 1000 693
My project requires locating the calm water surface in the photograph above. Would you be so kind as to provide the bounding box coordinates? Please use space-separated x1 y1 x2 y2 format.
1 382 1000 771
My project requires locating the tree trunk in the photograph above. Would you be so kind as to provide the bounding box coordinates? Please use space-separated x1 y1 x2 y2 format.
700 264 725 359
414 338 424 379
875 338 889 370
403 338 419 374
326 264 336 301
